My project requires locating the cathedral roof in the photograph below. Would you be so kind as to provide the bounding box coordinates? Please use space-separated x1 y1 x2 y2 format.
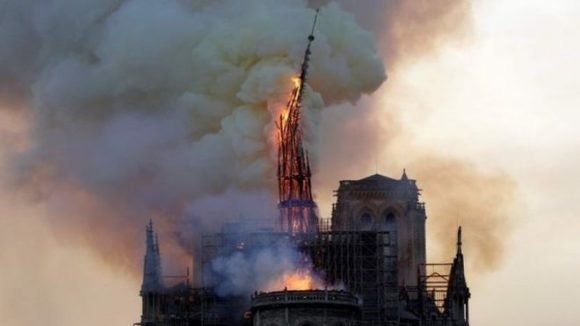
358 173 400 183
337 172 418 193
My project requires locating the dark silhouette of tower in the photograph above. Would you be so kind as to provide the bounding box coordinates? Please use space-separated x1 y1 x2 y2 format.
277 10 320 235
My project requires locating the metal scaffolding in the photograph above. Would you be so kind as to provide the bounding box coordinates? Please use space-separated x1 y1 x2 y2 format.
301 230 399 326
416 263 454 326
200 227 399 326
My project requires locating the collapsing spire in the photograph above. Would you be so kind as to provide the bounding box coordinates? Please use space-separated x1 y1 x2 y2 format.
141 220 163 293
277 9 320 235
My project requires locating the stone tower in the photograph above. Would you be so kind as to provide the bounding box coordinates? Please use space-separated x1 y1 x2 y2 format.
331 171 427 286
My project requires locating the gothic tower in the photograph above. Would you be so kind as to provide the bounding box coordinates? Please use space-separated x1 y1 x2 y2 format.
331 171 427 286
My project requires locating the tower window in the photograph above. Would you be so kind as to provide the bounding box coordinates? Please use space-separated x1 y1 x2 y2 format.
360 212 372 230
382 212 396 230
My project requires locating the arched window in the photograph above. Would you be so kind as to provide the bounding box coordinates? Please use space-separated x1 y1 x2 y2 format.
360 212 372 230
382 211 396 231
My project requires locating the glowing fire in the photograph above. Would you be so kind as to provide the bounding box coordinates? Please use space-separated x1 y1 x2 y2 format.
266 269 324 291
291 76 301 89
281 108 290 125
282 271 316 290
280 76 301 125
270 75 301 148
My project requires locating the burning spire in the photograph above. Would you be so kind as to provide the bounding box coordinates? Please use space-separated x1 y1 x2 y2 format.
277 9 320 235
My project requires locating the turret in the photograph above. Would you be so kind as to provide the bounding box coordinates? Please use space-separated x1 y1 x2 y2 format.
140 220 163 324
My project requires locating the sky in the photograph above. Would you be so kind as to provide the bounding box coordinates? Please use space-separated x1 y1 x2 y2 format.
1 0 580 325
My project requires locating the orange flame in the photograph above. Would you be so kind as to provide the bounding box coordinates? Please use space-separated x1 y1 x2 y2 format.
266 268 324 291
281 108 290 125
291 76 301 89
271 76 302 147
281 77 301 124
283 271 316 290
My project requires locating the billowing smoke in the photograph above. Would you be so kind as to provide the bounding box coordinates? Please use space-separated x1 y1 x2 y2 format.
0 0 384 273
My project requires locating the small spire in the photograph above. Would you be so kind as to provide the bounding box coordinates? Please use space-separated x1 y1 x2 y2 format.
155 232 160 254
457 226 463 255
446 225 470 323
401 168 408 181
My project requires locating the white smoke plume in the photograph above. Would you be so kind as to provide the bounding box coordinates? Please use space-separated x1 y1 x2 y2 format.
0 0 385 272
